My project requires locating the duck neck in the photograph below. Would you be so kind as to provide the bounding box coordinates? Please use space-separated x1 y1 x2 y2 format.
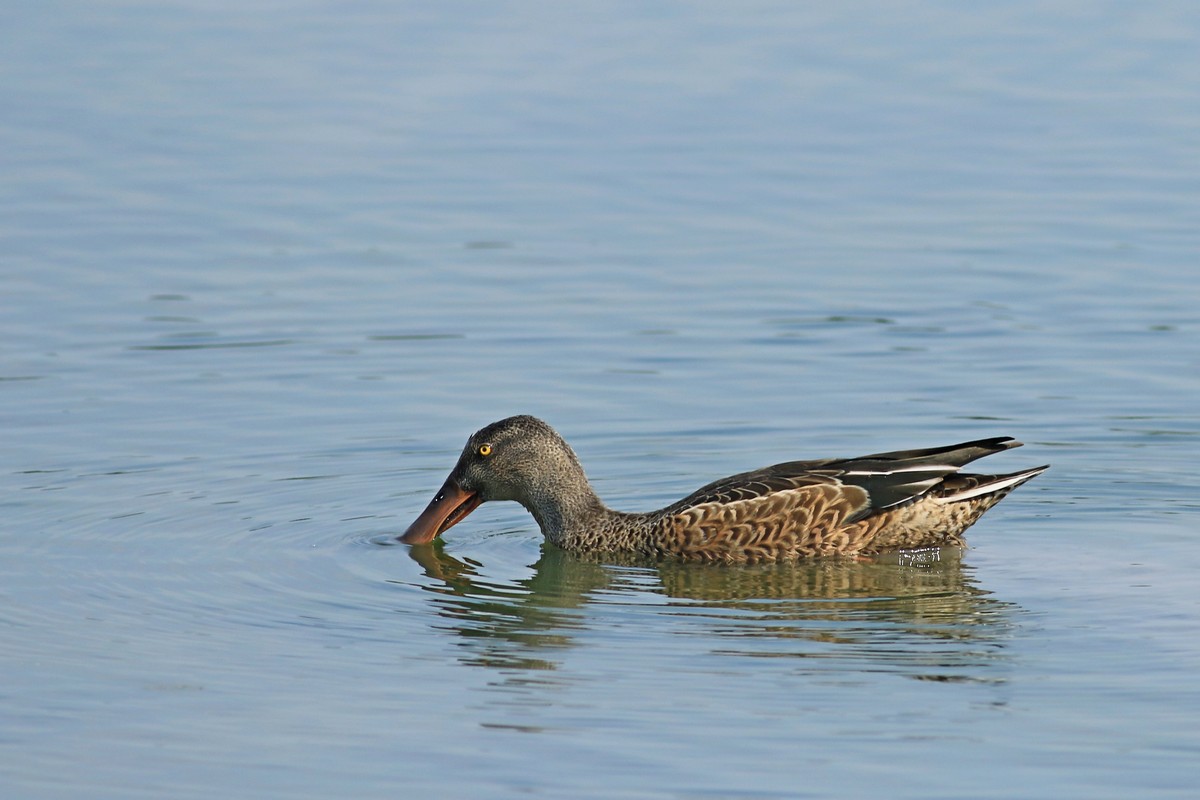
522 470 612 550
524 486 659 555
511 437 657 553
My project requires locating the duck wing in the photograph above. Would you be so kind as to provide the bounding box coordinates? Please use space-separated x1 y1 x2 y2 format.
662 437 1023 524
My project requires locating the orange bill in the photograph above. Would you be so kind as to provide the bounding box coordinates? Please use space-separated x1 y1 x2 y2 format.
399 479 482 544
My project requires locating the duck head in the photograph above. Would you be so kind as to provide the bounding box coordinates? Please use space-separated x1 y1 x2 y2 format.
399 415 588 544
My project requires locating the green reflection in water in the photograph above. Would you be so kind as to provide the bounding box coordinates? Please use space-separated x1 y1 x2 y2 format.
399 543 1019 685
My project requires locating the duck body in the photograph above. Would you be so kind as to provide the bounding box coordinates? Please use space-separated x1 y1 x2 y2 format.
400 416 1047 563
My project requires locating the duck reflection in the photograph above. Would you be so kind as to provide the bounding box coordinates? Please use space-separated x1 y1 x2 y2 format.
403 543 610 672
403 543 1018 683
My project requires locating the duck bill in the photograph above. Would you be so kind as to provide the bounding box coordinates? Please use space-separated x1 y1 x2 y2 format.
399 478 482 544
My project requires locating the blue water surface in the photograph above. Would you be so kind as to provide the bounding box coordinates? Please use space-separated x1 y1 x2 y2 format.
2 2 1198 798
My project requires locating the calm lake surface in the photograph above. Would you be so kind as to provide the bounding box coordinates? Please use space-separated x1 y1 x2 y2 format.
3 2 1199 798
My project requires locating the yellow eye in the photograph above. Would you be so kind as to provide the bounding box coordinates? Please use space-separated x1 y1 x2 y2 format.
478 443 493 457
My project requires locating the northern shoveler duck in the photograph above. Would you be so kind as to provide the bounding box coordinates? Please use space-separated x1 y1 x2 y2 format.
400 415 1047 563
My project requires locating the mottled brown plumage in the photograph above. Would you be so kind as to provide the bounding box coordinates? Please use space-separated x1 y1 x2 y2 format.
400 416 1047 563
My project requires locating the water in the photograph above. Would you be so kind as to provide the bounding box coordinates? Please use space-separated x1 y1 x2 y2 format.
3 2 1199 798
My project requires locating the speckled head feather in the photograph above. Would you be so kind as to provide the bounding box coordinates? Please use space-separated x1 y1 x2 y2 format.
400 416 1047 563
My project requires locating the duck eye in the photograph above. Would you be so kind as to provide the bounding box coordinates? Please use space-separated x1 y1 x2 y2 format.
477 443 493 457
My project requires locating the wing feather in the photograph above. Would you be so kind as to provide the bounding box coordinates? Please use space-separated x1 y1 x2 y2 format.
659 437 1025 522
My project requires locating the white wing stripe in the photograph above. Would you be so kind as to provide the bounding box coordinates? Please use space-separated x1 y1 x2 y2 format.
934 472 1032 503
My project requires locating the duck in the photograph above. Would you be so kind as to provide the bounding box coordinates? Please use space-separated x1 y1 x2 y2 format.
399 415 1047 563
